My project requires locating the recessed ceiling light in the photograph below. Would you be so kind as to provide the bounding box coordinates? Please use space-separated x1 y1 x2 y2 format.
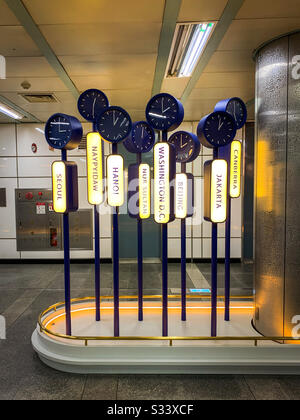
166 22 215 78
0 103 23 120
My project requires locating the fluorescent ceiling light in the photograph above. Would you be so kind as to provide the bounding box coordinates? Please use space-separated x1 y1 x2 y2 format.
0 102 23 120
35 127 45 134
166 22 215 78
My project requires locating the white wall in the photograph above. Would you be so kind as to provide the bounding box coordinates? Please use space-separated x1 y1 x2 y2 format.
0 122 243 260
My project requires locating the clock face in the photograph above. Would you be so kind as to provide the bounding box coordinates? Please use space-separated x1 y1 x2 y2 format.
96 106 132 143
168 131 200 163
225 98 247 129
45 113 83 150
123 121 155 154
78 89 109 122
197 111 237 149
146 93 184 132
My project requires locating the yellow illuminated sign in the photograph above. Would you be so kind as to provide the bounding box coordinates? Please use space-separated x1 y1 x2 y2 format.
139 163 151 219
175 173 187 219
52 161 66 213
211 159 228 223
87 132 104 205
154 143 170 224
107 154 124 207
230 140 241 198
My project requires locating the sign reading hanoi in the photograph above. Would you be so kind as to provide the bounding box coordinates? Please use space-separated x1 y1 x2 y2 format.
87 132 104 205
154 143 170 224
107 155 124 207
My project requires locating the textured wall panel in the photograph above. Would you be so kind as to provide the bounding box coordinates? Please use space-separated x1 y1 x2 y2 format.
284 32 300 338
254 36 288 337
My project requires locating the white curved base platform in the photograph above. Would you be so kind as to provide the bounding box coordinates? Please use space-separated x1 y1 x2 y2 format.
32 300 300 374
32 329 300 374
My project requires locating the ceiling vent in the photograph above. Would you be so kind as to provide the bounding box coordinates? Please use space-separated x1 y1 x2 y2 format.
19 93 59 103
166 22 215 78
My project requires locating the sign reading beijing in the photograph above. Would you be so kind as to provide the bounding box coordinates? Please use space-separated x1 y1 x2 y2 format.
230 140 241 199
87 132 104 205
175 173 187 219
204 159 228 223
139 163 151 219
154 143 170 224
52 161 78 213
107 155 124 207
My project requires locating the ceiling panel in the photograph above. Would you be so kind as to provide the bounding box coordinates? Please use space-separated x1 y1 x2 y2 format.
0 0 20 25
106 89 151 110
5 57 57 78
40 22 161 56
61 54 156 90
237 0 300 19
23 0 165 24
218 18 300 51
161 77 189 99
0 26 41 57
2 91 75 111
204 51 255 73
196 71 255 88
0 77 66 93
178 0 227 22
189 86 254 102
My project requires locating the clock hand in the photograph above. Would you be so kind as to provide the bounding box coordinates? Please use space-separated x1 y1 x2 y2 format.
162 107 170 114
180 135 188 149
92 98 96 119
218 116 224 131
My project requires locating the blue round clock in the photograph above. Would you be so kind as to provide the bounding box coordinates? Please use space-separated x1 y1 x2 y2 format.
77 89 109 122
45 113 83 150
168 131 200 163
96 106 132 143
123 121 155 154
145 93 184 132
214 97 247 130
197 111 237 149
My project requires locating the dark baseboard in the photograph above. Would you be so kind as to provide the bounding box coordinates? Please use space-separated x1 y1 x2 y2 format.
0 258 243 264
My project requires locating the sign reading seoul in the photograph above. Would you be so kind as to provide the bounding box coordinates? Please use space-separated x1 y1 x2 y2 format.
154 143 171 224
139 164 151 219
204 159 228 223
107 155 124 207
175 173 187 219
52 161 78 213
230 140 241 199
87 132 104 205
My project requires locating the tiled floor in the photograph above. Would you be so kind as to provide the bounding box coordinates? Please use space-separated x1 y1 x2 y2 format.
0 261 300 400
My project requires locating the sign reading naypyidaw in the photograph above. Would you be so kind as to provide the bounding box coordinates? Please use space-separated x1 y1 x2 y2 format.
204 159 228 223
87 132 104 205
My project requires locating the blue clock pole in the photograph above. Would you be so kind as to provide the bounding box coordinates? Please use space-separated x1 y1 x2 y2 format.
92 122 101 322
181 162 187 322
137 152 143 321
61 149 72 336
211 147 218 337
112 143 120 337
162 130 168 337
